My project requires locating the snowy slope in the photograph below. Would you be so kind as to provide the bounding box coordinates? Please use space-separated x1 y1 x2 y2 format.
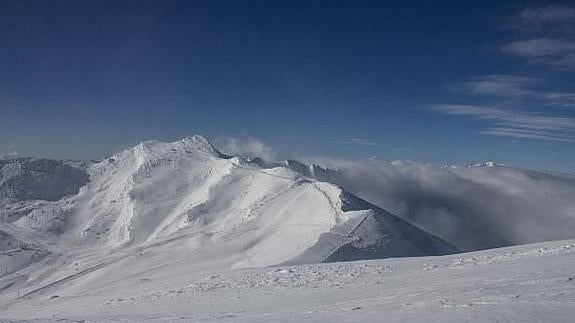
1 239 574 322
0 136 456 317
62 136 453 264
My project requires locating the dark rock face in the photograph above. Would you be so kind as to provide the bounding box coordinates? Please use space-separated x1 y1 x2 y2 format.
0 158 89 202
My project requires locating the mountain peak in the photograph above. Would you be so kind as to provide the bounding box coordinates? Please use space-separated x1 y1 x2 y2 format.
466 161 502 168
180 134 210 146
125 135 225 160
180 135 230 158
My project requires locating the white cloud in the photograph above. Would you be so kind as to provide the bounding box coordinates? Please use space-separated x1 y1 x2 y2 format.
431 104 575 142
508 5 575 33
517 5 575 25
0 151 18 160
438 3 575 141
213 136 276 160
337 137 379 147
503 4 575 71
431 104 575 129
552 53 575 70
480 127 575 142
503 38 575 57
502 38 575 70
0 143 19 160
542 92 575 108
303 157 575 251
463 75 540 97
457 75 575 108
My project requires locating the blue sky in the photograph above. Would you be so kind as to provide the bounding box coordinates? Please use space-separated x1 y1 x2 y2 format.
1 0 574 172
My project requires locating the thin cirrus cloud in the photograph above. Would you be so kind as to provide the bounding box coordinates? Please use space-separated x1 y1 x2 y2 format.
480 127 575 142
462 75 541 97
502 38 575 58
503 4 575 71
462 74 575 108
502 38 575 70
431 104 575 142
516 5 575 26
543 92 575 108
338 137 379 147
431 5 575 143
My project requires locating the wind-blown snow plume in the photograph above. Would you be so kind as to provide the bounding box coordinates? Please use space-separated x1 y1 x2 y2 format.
0 151 18 160
0 143 19 160
213 136 276 160
0 148 18 160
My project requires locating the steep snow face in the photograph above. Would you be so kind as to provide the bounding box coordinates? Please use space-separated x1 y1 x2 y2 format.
289 191 457 265
72 136 237 247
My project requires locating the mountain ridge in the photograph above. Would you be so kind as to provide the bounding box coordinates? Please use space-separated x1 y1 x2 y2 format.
0 136 456 302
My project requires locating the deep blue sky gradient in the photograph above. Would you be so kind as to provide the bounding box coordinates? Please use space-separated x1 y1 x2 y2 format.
1 0 574 171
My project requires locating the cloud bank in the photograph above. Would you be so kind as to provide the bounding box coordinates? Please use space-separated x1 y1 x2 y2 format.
303 157 575 251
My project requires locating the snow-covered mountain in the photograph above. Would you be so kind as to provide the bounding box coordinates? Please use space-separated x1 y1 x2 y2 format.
0 136 456 310
1 135 575 321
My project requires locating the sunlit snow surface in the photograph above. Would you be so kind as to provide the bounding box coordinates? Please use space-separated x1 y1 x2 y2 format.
1 240 575 322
